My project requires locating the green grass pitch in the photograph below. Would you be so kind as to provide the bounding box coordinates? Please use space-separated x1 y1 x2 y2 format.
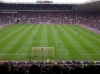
0 24 100 61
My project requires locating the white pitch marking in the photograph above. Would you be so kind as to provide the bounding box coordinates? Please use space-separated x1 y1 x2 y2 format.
85 42 99 54
57 49 66 50
58 54 100 55
4 41 90 44
0 54 100 55
0 54 15 55
57 49 69 54
16 49 21 55
65 49 69 54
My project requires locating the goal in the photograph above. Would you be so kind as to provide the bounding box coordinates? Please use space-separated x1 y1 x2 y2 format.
32 47 54 56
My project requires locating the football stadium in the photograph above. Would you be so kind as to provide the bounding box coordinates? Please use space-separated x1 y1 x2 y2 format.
0 0 100 74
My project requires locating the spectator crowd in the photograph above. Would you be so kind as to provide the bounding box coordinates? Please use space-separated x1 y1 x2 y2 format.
0 61 100 74
0 11 100 31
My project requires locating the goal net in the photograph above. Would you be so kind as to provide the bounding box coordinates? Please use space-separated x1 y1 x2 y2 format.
32 47 54 56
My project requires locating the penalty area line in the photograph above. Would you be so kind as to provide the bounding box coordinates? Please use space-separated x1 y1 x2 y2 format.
85 42 99 54
16 49 21 55
65 49 69 54
57 49 69 54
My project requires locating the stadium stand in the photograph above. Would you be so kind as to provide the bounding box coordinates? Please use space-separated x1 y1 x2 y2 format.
0 61 100 74
0 3 100 30
0 11 100 31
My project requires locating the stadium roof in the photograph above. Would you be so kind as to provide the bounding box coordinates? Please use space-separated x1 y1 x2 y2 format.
0 0 99 4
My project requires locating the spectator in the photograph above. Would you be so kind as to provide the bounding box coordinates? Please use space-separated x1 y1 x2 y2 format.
0 62 11 74
74 66 83 74
51 65 61 74
14 69 19 74
68 68 74 74
41 71 46 74
29 65 41 74
83 65 98 74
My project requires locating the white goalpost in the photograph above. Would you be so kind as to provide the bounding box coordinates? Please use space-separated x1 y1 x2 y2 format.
32 47 54 56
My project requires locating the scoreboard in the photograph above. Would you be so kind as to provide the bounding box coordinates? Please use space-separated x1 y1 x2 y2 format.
36 0 53 4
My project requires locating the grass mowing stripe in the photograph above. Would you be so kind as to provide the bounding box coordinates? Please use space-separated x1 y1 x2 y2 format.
77 25 100 40
47 25 60 60
0 25 15 31
7 25 33 53
39 25 48 47
77 26 100 45
56 25 69 54
51 25 61 60
68 25 98 54
77 26 100 42
0 24 100 60
30 25 44 60
57 25 79 55
73 26 99 46
0 25 28 60
39 25 49 60
0 25 20 40
33 25 43 47
56 25 79 60
85 42 99 54
68 25 99 60
4 25 34 60
15 25 36 54
53 25 70 60
71 25 100 43
58 25 83 60
27 25 39 55
13 25 37 60
63 25 93 60
27 25 40 48
74 26 100 49
63 25 87 54
48 25 65 60
73 25 100 54
0 25 26 52
68 26 98 55
47 25 54 59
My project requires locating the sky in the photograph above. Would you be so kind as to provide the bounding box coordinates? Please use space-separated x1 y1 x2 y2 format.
1 0 91 4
